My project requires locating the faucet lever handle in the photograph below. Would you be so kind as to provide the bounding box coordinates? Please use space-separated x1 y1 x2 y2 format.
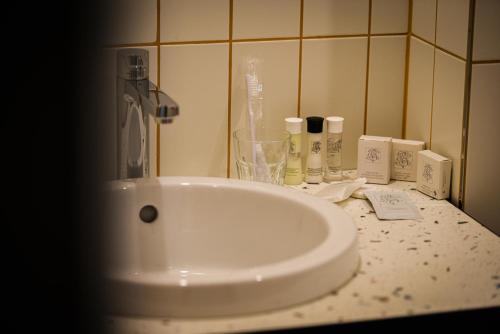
117 48 149 80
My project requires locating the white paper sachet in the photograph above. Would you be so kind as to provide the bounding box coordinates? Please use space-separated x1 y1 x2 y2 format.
313 178 367 203
364 190 422 220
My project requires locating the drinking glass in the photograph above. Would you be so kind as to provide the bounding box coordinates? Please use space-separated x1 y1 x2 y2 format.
233 128 290 185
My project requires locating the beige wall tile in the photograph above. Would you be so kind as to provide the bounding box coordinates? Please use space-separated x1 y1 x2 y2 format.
371 0 409 34
406 37 434 146
301 38 368 169
435 0 470 59
412 0 437 43
473 0 500 61
160 0 229 42
104 0 157 45
366 36 406 138
230 41 300 177
233 0 301 39
303 0 369 36
103 47 158 179
430 50 466 205
159 44 229 177
465 64 500 231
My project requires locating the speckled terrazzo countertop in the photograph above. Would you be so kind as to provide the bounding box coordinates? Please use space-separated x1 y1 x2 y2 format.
105 171 500 334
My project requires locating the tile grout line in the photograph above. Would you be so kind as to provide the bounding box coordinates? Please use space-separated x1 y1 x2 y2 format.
428 0 439 149
472 59 500 64
402 0 413 139
432 42 467 62
105 33 409 49
234 37 299 43
303 34 365 40
370 32 408 37
459 0 477 209
297 0 304 118
156 45 161 176
156 0 161 176
156 0 160 45
226 0 234 178
411 33 467 62
161 39 230 45
303 32 407 39
363 0 372 135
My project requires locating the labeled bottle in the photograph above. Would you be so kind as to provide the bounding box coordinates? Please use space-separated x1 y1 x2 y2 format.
284 117 304 185
305 116 324 184
325 116 344 181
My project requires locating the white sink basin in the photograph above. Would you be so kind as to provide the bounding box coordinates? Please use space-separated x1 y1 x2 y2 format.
103 177 359 317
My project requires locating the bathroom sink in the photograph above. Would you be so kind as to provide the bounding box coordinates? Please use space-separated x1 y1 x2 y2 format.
103 177 359 317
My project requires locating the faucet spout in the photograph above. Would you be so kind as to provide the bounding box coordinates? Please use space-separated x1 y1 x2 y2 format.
144 82 180 124
123 80 179 124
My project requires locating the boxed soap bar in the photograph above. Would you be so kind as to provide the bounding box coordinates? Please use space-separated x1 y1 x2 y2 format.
416 150 452 200
357 135 392 184
391 139 425 181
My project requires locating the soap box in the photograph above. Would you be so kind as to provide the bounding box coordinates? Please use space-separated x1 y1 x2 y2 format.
416 150 452 200
357 135 392 184
391 139 425 181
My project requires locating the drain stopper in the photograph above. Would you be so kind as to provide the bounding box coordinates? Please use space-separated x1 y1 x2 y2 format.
139 205 158 223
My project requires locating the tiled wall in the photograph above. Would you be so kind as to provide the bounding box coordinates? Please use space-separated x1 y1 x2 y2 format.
105 1 500 214
406 0 470 205
463 0 500 234
406 0 500 210
105 0 409 178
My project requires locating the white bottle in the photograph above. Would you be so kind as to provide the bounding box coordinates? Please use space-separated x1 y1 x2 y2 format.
284 117 304 185
325 116 344 181
305 116 324 184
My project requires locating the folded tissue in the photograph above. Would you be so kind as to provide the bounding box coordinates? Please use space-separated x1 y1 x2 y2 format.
313 178 367 203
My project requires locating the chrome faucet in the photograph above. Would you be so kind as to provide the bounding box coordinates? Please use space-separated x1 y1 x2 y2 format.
116 49 179 179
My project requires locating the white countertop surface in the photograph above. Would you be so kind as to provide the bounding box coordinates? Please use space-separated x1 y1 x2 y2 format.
105 171 500 333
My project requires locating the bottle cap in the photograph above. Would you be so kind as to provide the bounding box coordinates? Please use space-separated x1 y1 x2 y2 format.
326 116 344 133
306 116 324 133
285 117 303 134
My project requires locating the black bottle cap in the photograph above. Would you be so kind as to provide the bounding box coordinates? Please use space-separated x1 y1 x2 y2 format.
306 116 324 133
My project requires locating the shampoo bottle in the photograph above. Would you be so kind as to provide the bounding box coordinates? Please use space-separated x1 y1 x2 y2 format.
305 116 324 184
284 117 304 185
325 116 344 181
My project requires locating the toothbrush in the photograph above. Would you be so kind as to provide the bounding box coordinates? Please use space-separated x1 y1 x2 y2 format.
245 65 271 182
245 72 259 170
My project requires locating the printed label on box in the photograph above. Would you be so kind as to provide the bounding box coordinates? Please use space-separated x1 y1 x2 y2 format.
391 139 425 181
416 150 451 200
357 136 392 184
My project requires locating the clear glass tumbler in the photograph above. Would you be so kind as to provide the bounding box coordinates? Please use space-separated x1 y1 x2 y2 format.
233 128 290 185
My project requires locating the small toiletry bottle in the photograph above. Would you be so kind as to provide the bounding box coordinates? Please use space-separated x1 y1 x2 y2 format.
284 117 304 185
305 116 324 184
325 116 344 181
